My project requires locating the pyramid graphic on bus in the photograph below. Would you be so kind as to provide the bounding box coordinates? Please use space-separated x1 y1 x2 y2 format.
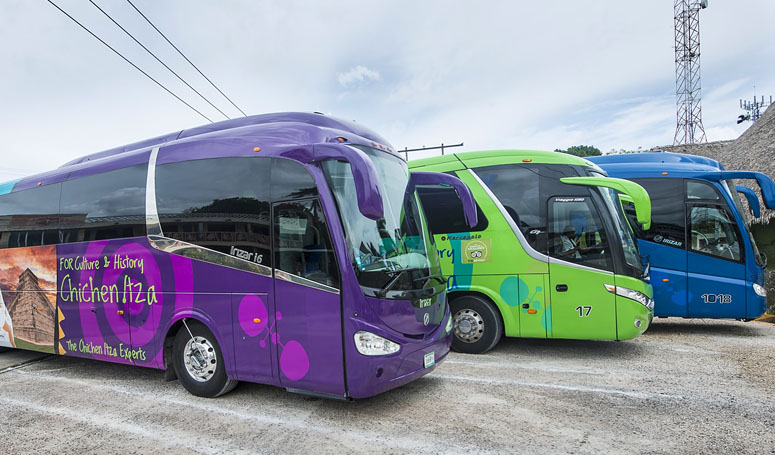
7 268 56 348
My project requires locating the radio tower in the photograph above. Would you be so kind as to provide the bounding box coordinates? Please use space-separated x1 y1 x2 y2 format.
673 0 708 145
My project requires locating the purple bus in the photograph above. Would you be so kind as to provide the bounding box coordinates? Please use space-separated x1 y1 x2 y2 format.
0 112 477 399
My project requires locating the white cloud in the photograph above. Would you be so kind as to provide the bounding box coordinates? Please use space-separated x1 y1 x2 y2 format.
337 65 381 88
0 0 773 176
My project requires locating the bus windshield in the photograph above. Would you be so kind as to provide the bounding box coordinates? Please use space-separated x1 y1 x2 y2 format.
599 186 642 275
323 146 439 298
723 180 765 266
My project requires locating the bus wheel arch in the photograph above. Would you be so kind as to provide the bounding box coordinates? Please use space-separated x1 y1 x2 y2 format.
168 317 238 397
447 292 504 354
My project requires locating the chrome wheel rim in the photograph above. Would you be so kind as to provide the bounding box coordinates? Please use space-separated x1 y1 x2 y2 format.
453 309 484 343
183 336 217 382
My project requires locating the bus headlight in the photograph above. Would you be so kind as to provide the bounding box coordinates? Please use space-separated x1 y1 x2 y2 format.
753 283 767 297
354 331 400 356
605 284 654 311
445 313 453 334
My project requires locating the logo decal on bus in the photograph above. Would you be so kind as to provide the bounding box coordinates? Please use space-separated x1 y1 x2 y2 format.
462 239 492 264
653 235 683 247
230 246 264 264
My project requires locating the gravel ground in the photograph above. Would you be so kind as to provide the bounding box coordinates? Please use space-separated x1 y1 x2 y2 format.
2 318 774 454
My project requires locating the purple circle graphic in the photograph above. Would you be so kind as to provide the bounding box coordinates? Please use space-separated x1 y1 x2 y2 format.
238 294 268 337
280 340 309 381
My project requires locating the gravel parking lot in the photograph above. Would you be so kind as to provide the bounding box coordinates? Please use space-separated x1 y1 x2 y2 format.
2 318 774 454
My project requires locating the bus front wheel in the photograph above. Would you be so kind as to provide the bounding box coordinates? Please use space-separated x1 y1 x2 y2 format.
173 321 238 398
450 295 503 354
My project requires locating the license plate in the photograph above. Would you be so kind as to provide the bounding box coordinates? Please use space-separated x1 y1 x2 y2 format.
424 351 435 368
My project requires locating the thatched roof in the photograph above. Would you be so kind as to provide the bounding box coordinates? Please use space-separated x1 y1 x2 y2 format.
657 104 775 223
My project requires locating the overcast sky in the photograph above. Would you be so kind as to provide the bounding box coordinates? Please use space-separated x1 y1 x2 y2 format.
1 0 773 181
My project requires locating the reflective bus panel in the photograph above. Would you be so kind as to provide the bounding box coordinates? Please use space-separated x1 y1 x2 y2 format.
410 150 654 354
590 152 771 321
0 112 478 398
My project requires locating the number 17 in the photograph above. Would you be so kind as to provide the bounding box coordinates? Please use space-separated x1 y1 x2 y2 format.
575 306 592 317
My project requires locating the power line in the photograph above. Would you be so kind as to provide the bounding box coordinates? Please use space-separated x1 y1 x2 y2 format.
126 0 248 117
46 0 213 123
88 0 230 120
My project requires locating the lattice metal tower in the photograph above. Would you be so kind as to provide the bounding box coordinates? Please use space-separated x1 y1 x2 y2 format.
673 0 708 145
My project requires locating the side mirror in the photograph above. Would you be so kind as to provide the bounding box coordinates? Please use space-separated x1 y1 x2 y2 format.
312 144 384 220
735 185 761 218
408 172 478 227
561 176 652 230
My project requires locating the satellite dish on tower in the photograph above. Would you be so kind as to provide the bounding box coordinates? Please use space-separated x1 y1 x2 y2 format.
700 0 708 9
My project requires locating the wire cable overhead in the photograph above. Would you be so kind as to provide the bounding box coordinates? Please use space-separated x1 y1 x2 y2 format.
46 0 213 123
126 0 248 117
89 0 231 120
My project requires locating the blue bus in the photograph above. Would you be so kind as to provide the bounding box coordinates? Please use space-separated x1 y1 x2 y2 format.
590 152 775 320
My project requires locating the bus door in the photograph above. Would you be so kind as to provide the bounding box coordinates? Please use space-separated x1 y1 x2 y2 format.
271 198 346 396
686 203 747 318
546 197 617 340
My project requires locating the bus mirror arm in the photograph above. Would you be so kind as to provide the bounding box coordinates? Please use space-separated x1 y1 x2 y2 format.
715 171 775 210
408 172 478 227
560 177 652 230
735 185 761 218
311 144 384 220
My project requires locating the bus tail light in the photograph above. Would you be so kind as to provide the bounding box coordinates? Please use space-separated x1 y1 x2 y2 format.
354 331 400 356
753 283 767 297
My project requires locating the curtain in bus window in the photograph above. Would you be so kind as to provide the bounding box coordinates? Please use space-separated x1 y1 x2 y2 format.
273 199 339 289
688 204 742 262
0 184 61 249
155 157 272 267
631 178 686 249
59 164 147 243
547 196 613 271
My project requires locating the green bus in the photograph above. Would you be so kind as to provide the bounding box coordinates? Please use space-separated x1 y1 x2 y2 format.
409 150 654 353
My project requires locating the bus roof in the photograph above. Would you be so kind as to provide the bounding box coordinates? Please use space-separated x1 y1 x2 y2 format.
588 151 725 178
2 112 394 194
409 149 599 171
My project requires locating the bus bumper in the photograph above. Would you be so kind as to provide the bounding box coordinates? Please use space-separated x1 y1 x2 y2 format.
346 318 453 399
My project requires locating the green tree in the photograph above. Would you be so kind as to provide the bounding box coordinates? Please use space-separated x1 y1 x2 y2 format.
554 145 602 157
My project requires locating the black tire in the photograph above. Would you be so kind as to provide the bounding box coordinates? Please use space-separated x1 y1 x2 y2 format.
449 295 503 354
173 321 237 398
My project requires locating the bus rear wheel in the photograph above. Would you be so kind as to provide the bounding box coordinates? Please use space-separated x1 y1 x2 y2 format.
450 295 503 354
173 321 237 398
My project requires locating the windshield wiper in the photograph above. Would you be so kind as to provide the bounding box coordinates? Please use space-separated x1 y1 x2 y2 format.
376 269 407 298
415 274 446 286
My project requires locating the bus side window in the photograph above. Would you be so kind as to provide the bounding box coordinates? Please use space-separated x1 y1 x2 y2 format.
155 157 272 267
415 186 488 234
547 196 613 272
0 183 61 249
687 180 721 201
631 178 686 249
59 164 147 243
688 205 742 262
274 199 340 289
